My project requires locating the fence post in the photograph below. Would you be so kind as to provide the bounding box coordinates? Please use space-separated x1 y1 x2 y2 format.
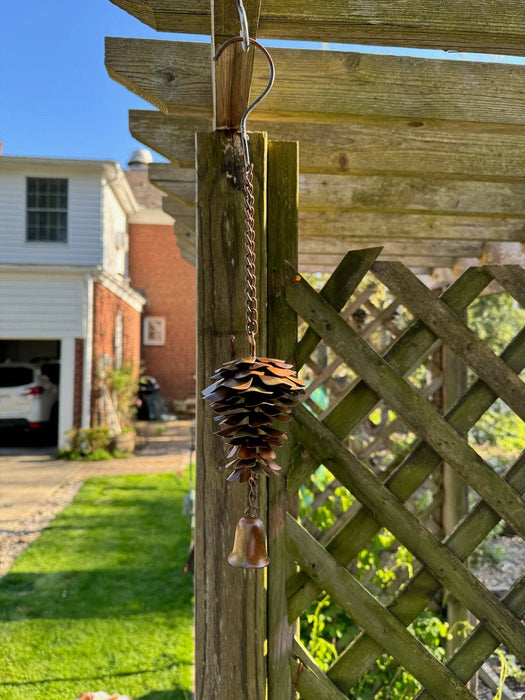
195 130 268 699
442 344 469 655
266 140 300 699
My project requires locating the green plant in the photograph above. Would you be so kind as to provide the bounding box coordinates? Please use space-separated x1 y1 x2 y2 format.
155 425 166 436
64 427 111 454
109 364 140 430
58 428 131 461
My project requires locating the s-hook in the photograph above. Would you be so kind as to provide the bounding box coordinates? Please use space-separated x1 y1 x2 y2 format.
213 36 275 166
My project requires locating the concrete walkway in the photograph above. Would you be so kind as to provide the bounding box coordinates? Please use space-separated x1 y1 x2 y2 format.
0 420 194 534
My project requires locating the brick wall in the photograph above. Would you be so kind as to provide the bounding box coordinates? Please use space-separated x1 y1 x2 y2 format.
128 222 196 405
73 338 84 428
91 282 141 423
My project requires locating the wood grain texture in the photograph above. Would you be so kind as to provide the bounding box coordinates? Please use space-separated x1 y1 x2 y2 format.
149 163 195 204
289 323 525 616
287 269 495 603
294 248 382 370
129 110 525 181
147 163 525 217
486 264 525 305
212 0 262 127
287 516 475 700
372 261 525 420
161 196 196 231
109 0 525 56
329 451 525 692
290 639 353 700
108 39 525 124
417 578 525 699
195 131 268 700
266 140 299 700
291 406 525 662
285 268 525 540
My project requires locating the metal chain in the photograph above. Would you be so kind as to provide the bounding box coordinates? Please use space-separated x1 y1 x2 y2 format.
213 35 275 359
243 157 258 357
245 474 258 518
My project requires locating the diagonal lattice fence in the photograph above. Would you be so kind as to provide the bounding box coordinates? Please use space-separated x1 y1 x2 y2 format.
281 249 525 699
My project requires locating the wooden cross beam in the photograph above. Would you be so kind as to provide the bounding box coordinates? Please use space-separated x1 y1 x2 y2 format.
109 0 525 56
106 39 525 125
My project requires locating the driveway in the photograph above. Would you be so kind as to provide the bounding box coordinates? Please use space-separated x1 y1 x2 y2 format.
0 419 194 534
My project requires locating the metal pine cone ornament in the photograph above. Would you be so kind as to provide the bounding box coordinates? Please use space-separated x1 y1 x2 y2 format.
202 356 306 483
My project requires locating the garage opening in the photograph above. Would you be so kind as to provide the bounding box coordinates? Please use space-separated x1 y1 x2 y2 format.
0 340 60 447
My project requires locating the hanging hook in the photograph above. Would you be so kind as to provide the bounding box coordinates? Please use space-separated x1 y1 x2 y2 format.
213 36 275 165
236 0 250 52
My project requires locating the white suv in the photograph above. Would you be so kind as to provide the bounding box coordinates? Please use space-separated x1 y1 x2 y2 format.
0 362 59 432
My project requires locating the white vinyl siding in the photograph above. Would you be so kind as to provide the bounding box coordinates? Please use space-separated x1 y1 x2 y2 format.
0 168 103 266
0 273 84 338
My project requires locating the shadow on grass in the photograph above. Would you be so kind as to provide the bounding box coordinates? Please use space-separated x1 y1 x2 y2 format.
0 567 193 620
0 475 194 622
139 691 193 699
0 660 192 686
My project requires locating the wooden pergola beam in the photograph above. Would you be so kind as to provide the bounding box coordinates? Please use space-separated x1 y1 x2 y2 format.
130 110 525 182
106 39 525 124
110 0 525 56
150 163 525 217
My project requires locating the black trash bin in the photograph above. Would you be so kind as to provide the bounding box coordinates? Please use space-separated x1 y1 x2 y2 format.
137 376 167 420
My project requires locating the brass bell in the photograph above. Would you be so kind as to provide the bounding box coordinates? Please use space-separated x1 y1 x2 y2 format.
228 517 270 569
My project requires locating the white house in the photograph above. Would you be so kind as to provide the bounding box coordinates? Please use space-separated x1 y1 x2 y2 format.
0 156 146 445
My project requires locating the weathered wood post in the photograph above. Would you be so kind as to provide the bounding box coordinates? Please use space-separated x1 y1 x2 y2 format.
266 140 299 700
195 130 268 699
442 346 469 656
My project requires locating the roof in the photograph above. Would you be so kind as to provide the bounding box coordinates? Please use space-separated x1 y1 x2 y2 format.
125 168 164 208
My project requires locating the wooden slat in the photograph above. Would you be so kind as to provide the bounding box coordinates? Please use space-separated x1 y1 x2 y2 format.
300 213 525 242
288 327 525 620
291 406 525 661
291 640 349 700
300 238 483 257
266 140 299 700
417 577 525 700
372 261 525 420
148 165 525 215
287 516 475 700
299 253 459 272
107 39 525 124
300 173 525 216
148 163 195 204
129 110 525 181
285 268 525 538
295 248 382 369
109 0 525 56
486 264 525 306
162 197 196 232
328 451 525 691
288 267 492 495
129 111 211 168
195 131 268 699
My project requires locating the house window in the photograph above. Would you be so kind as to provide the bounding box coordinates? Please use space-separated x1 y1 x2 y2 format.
26 177 68 242
143 317 166 346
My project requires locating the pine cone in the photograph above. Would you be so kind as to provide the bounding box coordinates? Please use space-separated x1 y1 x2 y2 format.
202 357 306 482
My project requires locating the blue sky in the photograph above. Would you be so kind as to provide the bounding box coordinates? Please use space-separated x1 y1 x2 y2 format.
1 1 524 169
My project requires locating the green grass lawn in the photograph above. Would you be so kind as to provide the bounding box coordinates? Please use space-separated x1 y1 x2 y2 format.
0 473 194 700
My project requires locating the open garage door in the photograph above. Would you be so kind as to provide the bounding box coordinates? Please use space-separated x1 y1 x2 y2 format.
0 339 60 447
